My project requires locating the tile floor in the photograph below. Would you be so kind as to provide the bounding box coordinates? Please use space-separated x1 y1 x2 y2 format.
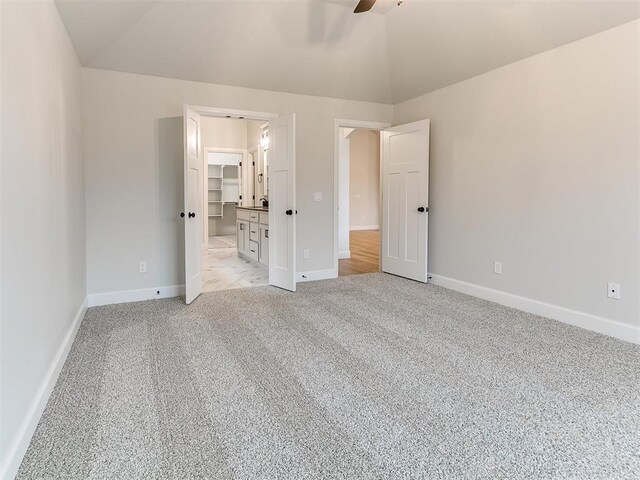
202 234 269 293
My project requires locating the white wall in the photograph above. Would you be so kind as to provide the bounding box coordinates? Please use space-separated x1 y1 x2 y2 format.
349 129 380 229
394 20 640 330
83 68 393 294
0 1 86 478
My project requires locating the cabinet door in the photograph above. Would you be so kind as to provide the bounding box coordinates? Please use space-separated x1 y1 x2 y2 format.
237 220 248 254
259 225 269 265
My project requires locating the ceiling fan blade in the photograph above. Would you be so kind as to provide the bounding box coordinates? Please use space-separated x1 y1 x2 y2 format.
354 0 376 14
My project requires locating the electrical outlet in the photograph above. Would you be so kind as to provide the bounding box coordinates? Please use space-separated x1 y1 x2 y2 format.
139 261 147 273
607 282 620 300
303 249 310 259
493 261 502 275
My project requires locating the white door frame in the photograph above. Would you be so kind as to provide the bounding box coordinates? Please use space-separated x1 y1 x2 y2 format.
332 118 391 277
202 147 247 244
184 105 278 298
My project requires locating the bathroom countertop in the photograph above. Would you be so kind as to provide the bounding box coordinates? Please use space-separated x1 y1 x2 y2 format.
236 206 268 212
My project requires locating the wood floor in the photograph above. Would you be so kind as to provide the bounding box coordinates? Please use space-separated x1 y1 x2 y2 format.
339 229 380 276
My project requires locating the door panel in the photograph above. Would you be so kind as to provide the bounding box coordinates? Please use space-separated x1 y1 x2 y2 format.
184 106 203 303
381 120 430 282
386 172 401 260
269 114 296 291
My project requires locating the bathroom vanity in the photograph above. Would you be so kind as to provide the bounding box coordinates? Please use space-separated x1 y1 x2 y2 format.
236 206 268 266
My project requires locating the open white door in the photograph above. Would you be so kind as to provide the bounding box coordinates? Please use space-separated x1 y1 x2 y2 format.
381 120 430 282
268 114 296 291
183 106 203 303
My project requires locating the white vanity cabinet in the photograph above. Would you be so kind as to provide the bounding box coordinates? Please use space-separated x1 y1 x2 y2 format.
237 207 268 266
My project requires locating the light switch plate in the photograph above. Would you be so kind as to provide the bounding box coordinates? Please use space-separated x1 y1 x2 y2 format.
493 261 502 275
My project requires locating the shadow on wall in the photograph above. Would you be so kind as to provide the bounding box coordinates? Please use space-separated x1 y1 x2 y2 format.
156 117 184 286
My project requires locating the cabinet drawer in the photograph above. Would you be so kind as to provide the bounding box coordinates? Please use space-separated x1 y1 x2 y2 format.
237 209 250 221
259 213 269 225
249 223 259 242
249 212 259 222
248 240 259 261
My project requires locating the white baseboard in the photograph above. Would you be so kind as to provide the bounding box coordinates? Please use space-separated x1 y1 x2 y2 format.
338 250 351 259
429 274 640 344
1 298 88 480
298 269 337 283
349 225 379 231
87 285 185 307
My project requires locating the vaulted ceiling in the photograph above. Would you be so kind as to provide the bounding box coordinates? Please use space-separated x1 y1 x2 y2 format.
55 0 640 104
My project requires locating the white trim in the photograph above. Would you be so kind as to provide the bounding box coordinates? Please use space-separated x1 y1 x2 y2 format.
297 269 337 283
2 298 88 480
333 118 390 278
204 146 247 160
349 225 379 231
429 274 640 344
87 285 185 307
189 105 278 121
338 250 351 259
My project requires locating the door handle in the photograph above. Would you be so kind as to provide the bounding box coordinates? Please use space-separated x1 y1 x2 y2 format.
417 207 428 213
285 209 293 215
188 212 196 218
180 212 185 218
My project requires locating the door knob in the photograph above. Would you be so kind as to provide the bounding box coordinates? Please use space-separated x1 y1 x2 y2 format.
180 212 185 218
188 212 196 218
285 209 293 215
417 207 428 213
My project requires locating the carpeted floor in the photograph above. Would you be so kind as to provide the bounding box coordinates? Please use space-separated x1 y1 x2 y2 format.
17 273 640 479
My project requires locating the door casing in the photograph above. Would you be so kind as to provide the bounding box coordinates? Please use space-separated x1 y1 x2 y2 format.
183 105 278 304
332 119 391 278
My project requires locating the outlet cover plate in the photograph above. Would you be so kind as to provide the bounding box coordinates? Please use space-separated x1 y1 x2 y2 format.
607 282 620 300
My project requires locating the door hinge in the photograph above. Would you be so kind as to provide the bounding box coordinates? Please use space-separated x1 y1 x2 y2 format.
239 161 242 166
252 195 255 200
239 195 242 200
252 161 255 166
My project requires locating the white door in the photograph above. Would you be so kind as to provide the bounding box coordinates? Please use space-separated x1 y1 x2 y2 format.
268 114 296 291
381 120 430 282
183 106 203 304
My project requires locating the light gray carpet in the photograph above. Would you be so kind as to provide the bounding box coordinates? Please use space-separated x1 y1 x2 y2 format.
17 273 640 479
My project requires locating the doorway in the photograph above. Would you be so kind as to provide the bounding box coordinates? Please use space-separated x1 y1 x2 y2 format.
333 118 431 284
200 117 269 292
183 106 296 304
337 128 382 276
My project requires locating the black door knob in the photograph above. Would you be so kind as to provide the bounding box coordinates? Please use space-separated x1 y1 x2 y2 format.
285 209 293 215
417 207 428 213
188 212 195 218
180 212 185 218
